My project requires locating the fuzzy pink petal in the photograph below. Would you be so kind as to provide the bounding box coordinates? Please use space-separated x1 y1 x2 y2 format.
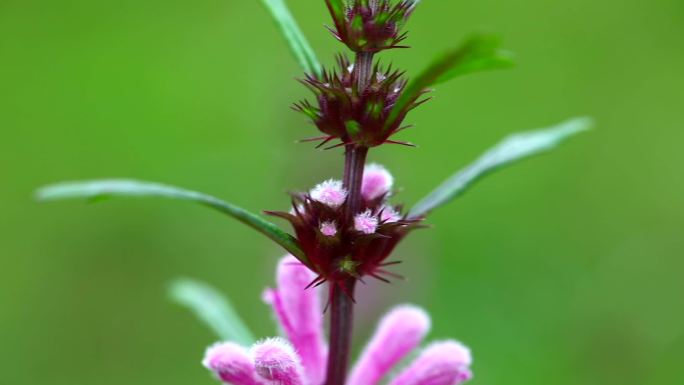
252 338 306 385
347 305 431 385
202 342 266 385
387 341 473 385
361 163 394 201
263 255 328 385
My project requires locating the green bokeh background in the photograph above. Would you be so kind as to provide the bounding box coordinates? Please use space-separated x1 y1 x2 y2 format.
1 1 683 384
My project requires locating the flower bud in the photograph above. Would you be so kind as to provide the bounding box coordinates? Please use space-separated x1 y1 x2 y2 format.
310 179 348 208
388 341 473 385
354 209 379 234
252 338 305 385
349 305 431 385
319 221 338 237
327 0 418 53
202 342 263 385
362 163 394 201
379 205 402 223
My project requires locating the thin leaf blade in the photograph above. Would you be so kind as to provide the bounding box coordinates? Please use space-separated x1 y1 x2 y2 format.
386 33 513 132
170 279 255 345
35 179 307 263
409 117 593 217
434 34 514 84
325 0 347 33
261 0 321 77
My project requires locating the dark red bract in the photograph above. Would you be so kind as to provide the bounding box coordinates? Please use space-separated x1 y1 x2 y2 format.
328 0 417 53
295 56 427 148
266 184 424 290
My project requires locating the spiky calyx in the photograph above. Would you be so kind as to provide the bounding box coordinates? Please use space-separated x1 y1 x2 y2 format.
266 169 424 289
295 56 427 149
326 0 417 53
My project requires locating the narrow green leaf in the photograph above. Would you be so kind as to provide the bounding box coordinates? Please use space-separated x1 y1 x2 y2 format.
434 34 514 84
386 34 513 131
325 0 347 32
409 117 593 217
261 0 321 77
170 279 255 345
35 179 307 263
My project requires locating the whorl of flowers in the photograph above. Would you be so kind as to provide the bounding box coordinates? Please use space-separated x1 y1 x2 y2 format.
325 0 418 53
267 164 421 289
295 56 425 148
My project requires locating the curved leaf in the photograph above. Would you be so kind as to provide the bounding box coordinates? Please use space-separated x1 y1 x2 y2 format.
261 0 321 77
170 279 255 345
409 117 593 217
386 34 513 132
35 179 307 262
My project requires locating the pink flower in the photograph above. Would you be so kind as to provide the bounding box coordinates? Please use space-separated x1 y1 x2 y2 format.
319 221 338 237
354 209 379 234
310 179 348 208
204 256 473 385
361 163 394 201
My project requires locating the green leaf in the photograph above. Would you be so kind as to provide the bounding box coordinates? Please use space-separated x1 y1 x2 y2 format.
35 179 307 263
170 279 255 345
409 117 593 217
386 34 513 132
325 0 347 32
433 34 515 84
261 0 321 77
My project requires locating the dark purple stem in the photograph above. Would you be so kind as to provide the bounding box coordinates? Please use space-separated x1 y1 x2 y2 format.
324 278 357 385
324 52 374 385
343 145 369 222
355 52 374 92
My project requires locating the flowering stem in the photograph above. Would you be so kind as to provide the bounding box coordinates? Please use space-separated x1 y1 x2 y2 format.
325 145 367 385
325 278 357 385
343 145 369 222
324 51 374 385
355 52 374 92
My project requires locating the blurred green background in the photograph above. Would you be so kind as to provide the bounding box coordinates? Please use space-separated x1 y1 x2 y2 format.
1 0 683 384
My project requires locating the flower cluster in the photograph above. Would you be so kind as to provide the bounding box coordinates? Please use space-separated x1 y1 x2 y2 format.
34 1 588 384
295 56 426 148
326 0 418 53
203 256 473 385
267 164 423 290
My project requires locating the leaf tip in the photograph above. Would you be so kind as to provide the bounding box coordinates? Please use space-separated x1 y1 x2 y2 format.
556 116 595 138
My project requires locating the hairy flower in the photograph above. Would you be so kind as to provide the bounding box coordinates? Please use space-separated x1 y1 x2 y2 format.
362 163 394 201
354 209 379 234
204 256 473 385
310 179 348 208
266 165 422 286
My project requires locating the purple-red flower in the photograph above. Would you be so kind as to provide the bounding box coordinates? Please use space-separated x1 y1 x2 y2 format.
266 164 424 290
325 0 418 53
203 256 473 385
295 56 427 149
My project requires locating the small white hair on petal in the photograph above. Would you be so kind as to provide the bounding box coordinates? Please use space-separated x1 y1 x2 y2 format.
310 179 348 208
251 337 305 385
362 163 394 201
354 209 379 234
